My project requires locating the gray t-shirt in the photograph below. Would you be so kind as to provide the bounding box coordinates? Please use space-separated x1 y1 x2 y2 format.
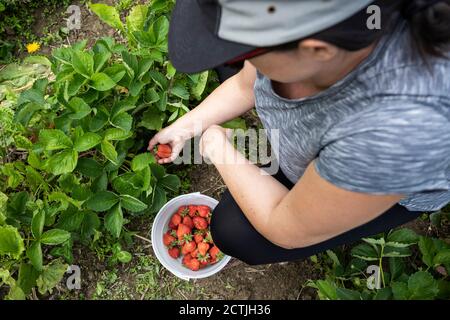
254 18 450 212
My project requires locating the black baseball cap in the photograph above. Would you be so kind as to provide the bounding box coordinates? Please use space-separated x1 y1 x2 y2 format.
168 0 376 74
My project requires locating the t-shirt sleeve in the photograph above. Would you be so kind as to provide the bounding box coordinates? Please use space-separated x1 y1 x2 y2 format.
314 101 450 195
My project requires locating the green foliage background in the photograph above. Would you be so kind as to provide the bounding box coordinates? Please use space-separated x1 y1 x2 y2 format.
0 0 216 299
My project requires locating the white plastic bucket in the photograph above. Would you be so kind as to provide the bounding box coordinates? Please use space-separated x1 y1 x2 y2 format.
151 192 231 281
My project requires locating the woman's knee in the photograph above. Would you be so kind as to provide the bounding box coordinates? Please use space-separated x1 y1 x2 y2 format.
210 191 270 265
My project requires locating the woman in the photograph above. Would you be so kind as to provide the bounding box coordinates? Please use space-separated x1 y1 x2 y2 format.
149 0 450 265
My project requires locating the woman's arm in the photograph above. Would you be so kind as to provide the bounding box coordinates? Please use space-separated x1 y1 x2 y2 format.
148 62 257 163
200 126 404 249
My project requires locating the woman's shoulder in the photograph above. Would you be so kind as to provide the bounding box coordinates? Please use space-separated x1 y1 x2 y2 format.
356 18 450 100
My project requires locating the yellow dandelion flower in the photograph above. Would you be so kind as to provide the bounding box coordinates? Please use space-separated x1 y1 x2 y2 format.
26 42 41 54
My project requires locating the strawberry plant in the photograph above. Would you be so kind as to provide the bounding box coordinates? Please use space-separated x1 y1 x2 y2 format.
307 225 450 300
0 1 217 299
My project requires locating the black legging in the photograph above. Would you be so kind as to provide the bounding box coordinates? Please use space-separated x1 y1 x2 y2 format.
210 167 423 265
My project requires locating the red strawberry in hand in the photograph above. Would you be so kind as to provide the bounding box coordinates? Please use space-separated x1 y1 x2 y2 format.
155 144 172 159
196 205 210 218
181 241 196 255
168 247 180 259
193 216 208 230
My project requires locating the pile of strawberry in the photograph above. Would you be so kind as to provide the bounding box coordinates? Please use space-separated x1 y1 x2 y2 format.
163 205 224 271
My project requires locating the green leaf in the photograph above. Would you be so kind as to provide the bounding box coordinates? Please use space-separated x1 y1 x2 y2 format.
67 73 88 97
131 153 155 172
31 210 45 239
94 51 112 73
85 191 119 212
392 282 409 300
147 184 166 213
105 204 123 238
72 50 94 78
46 149 78 175
408 271 439 300
41 229 71 245
74 132 102 152
104 128 132 141
18 263 39 295
111 112 133 131
76 158 103 178
36 259 68 295
120 195 148 213
152 15 169 46
39 129 73 151
121 51 138 77
112 174 142 198
159 174 181 192
101 140 118 164
126 4 148 32
389 257 405 281
15 103 43 126
56 210 85 232
433 250 450 268
80 212 100 244
91 171 108 193
89 109 109 132
117 250 132 263
27 241 43 271
0 225 25 259
222 117 247 130
363 237 385 246
68 97 91 119
373 288 392 300
313 280 337 300
104 65 126 83
387 228 419 245
190 70 209 100
336 288 362 300
0 192 7 225
351 243 379 261
90 72 116 91
90 3 124 32
171 82 190 100
383 245 412 258
139 107 164 130
419 236 435 268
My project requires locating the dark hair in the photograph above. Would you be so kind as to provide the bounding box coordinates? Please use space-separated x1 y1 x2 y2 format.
274 0 450 60
403 0 450 58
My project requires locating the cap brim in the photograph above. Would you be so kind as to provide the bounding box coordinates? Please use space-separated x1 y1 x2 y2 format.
168 0 256 74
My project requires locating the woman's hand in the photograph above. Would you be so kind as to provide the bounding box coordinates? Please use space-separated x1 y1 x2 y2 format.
199 125 233 162
148 124 193 164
